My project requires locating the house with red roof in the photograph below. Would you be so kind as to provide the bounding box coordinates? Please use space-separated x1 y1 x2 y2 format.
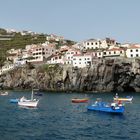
103 47 125 58
126 45 140 58
48 54 65 64
65 48 82 64
82 38 117 50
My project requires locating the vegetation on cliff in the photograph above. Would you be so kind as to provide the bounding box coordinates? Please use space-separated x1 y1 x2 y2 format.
0 28 76 66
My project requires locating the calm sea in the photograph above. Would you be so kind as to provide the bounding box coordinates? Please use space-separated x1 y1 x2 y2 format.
0 91 140 140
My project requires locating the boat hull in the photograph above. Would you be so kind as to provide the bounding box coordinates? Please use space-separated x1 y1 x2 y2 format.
87 105 125 114
18 100 39 108
72 98 88 103
114 97 133 102
10 99 19 103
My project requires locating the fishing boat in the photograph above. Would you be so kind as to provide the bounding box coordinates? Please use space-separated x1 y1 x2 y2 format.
87 99 125 114
10 98 19 103
71 98 88 103
113 93 133 102
18 89 39 108
0 91 8 96
34 91 43 96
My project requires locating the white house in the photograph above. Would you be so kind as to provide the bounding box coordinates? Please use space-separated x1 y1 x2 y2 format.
72 54 92 68
82 38 116 50
46 34 64 41
92 51 103 58
65 48 81 64
126 45 140 58
29 44 56 61
48 54 65 64
14 58 27 65
103 47 125 58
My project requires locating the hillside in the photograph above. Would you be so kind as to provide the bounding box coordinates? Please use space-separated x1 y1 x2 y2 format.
0 28 76 66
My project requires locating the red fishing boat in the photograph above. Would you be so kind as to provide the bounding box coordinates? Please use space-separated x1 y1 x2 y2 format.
71 98 89 103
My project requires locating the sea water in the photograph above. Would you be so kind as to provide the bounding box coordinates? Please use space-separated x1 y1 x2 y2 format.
0 91 140 140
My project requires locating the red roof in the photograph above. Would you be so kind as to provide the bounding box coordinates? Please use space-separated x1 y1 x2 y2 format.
73 54 82 57
107 48 124 51
73 53 91 57
128 45 140 49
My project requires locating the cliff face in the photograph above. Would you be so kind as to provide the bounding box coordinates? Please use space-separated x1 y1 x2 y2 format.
1 58 140 92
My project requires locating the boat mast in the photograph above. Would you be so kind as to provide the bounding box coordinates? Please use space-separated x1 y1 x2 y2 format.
31 89 34 101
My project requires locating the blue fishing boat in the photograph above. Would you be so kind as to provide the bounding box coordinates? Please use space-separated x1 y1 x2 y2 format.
87 99 125 114
9 99 19 103
34 92 43 96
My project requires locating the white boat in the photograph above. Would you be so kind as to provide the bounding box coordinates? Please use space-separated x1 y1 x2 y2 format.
113 93 133 102
1 91 8 96
18 89 39 108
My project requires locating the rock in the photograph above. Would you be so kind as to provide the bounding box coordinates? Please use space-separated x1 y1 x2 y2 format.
0 58 140 92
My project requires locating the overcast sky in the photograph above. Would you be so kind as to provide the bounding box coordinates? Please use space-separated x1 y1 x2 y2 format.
0 0 140 43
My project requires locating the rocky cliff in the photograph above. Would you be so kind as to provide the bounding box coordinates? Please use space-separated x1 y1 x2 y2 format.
1 58 140 92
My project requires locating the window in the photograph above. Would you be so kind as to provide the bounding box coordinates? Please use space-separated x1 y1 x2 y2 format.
109 52 111 54
85 58 86 60
136 54 139 57
79 59 81 61
99 53 101 55
91 43 93 45
131 54 133 57
130 50 133 52
59 56 61 59
87 58 90 60
120 51 122 54
95 42 98 45
104 52 106 55
114 51 116 54
87 43 89 45
136 49 138 52
71 52 74 54
79 62 81 64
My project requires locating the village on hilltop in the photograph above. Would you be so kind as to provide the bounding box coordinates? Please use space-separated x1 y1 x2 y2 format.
0 29 140 75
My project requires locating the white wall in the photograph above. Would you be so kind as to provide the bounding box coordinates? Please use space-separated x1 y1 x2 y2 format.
72 55 92 68
126 48 140 58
